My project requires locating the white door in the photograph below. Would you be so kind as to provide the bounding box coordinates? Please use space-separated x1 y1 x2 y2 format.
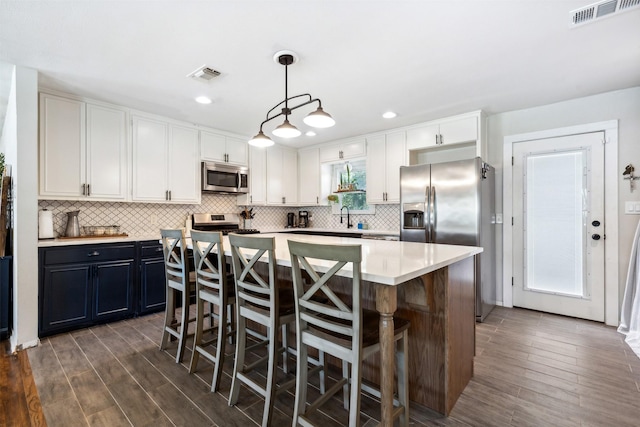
512 132 605 321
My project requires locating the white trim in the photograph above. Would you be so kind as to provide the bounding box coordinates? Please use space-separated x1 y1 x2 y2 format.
503 120 619 326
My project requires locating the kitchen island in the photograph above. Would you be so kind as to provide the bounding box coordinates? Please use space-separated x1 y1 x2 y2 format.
205 232 482 424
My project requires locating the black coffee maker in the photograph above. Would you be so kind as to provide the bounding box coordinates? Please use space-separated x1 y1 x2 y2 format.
287 212 296 228
298 211 309 228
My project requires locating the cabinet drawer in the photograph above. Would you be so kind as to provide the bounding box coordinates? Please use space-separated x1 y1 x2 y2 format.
140 242 164 258
42 244 136 265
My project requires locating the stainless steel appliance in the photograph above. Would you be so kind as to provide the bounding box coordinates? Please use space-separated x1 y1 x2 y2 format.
202 162 249 194
400 157 496 321
298 210 309 228
287 212 297 228
192 213 260 235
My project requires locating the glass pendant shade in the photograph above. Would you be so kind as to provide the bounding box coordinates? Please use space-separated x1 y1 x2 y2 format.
272 118 302 138
303 107 335 128
248 130 274 147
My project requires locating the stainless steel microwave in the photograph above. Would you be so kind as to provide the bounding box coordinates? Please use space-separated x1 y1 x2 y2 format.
202 162 249 194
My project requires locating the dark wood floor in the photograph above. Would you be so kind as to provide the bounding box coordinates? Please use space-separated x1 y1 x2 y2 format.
4 306 640 426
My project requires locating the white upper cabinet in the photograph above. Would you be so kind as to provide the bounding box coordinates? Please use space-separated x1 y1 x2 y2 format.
366 131 406 204
298 148 321 206
201 130 248 166
266 145 298 206
132 115 200 204
406 112 480 152
39 93 127 201
168 124 200 203
237 146 267 206
319 138 366 162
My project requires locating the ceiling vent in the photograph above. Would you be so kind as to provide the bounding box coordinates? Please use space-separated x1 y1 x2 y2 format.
570 0 640 26
186 65 221 82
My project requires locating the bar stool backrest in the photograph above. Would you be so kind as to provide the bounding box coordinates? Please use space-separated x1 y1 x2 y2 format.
228 234 279 319
288 240 363 361
190 230 226 297
160 229 189 289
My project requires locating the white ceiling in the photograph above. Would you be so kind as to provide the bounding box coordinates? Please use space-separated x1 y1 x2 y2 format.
1 1 639 147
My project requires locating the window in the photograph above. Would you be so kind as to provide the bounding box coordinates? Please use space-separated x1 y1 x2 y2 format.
329 159 375 215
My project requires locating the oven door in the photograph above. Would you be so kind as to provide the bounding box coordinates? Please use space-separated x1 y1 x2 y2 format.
202 162 249 194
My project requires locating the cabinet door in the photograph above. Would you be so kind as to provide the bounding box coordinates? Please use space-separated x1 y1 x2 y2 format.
282 148 298 205
86 104 128 200
384 131 406 203
406 123 439 150
319 144 341 163
39 94 86 198
298 148 320 205
41 264 92 335
200 131 226 163
439 116 477 145
140 257 166 314
238 145 267 205
366 135 387 204
168 124 200 203
132 116 168 201
341 139 366 159
93 260 135 321
225 136 248 166
266 145 284 204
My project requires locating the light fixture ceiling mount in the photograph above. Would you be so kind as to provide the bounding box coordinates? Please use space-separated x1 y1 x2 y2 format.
248 50 335 147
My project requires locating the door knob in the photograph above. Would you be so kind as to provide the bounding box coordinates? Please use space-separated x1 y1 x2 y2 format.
592 234 601 240
592 220 601 227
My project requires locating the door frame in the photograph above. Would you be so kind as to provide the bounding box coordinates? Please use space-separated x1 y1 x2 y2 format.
503 121 619 326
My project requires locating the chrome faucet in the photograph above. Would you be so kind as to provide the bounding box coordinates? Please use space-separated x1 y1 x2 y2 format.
340 206 353 228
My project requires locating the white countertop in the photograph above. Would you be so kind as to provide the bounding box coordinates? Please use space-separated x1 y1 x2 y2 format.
195 233 481 286
38 234 161 247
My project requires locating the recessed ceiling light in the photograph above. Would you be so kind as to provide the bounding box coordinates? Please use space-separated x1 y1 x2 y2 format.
383 111 397 119
305 131 316 137
195 96 212 104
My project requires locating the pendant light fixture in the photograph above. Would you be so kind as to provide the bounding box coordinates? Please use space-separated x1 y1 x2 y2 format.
248 50 335 147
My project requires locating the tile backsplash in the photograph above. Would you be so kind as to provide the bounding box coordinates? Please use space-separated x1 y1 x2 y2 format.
38 195 400 238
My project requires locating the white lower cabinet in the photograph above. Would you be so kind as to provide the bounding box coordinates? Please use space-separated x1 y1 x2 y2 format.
132 115 200 203
266 145 298 206
297 148 321 206
237 146 267 206
366 131 406 204
39 93 128 201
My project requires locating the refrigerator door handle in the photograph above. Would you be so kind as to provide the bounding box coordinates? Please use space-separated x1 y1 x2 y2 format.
426 185 431 242
431 186 437 242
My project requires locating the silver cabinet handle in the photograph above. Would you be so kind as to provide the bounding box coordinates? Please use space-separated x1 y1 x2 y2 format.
87 184 90 196
250 195 253 203
82 183 86 196
88 251 100 257
282 197 285 204
155 247 163 252
165 190 168 200
169 190 172 201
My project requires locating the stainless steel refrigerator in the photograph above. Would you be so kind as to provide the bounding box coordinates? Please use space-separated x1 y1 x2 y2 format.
400 157 496 321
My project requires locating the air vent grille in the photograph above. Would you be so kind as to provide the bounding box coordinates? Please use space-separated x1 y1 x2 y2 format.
186 65 221 82
570 0 640 26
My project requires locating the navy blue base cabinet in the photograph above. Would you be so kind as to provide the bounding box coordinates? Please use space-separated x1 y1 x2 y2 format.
0 256 12 340
39 243 136 337
138 240 166 315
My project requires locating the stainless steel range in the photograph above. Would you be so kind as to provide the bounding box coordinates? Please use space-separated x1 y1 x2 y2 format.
191 213 260 235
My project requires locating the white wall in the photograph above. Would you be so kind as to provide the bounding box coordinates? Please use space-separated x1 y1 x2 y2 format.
0 66 39 350
487 86 640 312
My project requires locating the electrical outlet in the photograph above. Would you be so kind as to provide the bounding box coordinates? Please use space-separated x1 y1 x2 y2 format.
150 214 158 225
496 213 503 224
